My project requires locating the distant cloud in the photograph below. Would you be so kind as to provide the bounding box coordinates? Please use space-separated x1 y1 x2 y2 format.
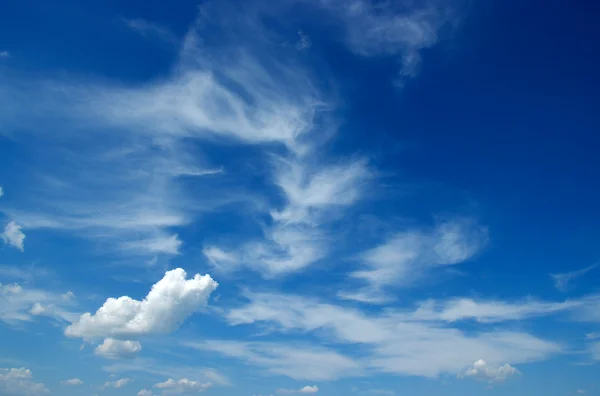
296 30 311 50
551 263 598 291
103 377 131 389
0 367 49 395
2 221 25 251
95 338 142 359
154 378 212 393
0 186 3 197
0 51 9 58
277 385 319 393
459 359 519 382
138 390 154 396
61 378 83 386
65 269 217 339
188 340 360 381
0 282 77 325
123 18 178 44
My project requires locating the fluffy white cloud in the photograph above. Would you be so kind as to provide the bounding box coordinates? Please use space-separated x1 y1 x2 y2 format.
95 338 142 359
277 385 319 393
103 377 131 389
189 340 360 381
0 367 49 395
225 292 561 378
459 359 519 382
65 268 217 339
340 219 488 302
2 221 25 251
138 390 154 396
61 378 83 386
0 283 77 325
154 378 211 394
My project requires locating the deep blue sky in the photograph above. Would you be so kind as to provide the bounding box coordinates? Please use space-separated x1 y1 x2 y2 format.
1 0 599 395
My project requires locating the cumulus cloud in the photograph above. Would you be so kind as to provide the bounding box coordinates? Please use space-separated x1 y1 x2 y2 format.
138 390 154 396
65 269 217 339
61 378 83 385
551 263 598 291
95 338 142 359
0 367 49 395
103 377 131 389
189 340 360 381
2 221 25 251
459 359 519 382
277 385 319 393
339 218 488 302
154 378 212 394
0 283 77 325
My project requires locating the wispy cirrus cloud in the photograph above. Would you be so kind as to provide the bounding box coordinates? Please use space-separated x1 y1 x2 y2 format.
0 282 77 326
222 291 562 378
339 218 488 303
123 18 179 45
188 340 360 381
551 263 598 291
305 0 463 83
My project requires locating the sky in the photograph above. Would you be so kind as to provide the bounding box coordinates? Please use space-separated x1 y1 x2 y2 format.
0 0 599 395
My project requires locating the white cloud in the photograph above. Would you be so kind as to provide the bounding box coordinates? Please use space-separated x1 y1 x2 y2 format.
102 358 229 387
459 359 519 382
61 378 83 386
225 292 562 378
154 378 211 394
65 268 217 339
406 297 577 323
2 221 25 251
138 390 154 396
551 263 598 291
277 385 319 393
95 338 142 359
0 282 77 325
189 340 360 381
0 186 3 197
309 0 458 81
122 234 183 255
207 158 371 277
586 332 600 340
0 367 49 395
103 377 131 389
339 218 488 302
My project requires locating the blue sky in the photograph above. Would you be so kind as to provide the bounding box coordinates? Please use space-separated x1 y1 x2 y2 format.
1 0 599 395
